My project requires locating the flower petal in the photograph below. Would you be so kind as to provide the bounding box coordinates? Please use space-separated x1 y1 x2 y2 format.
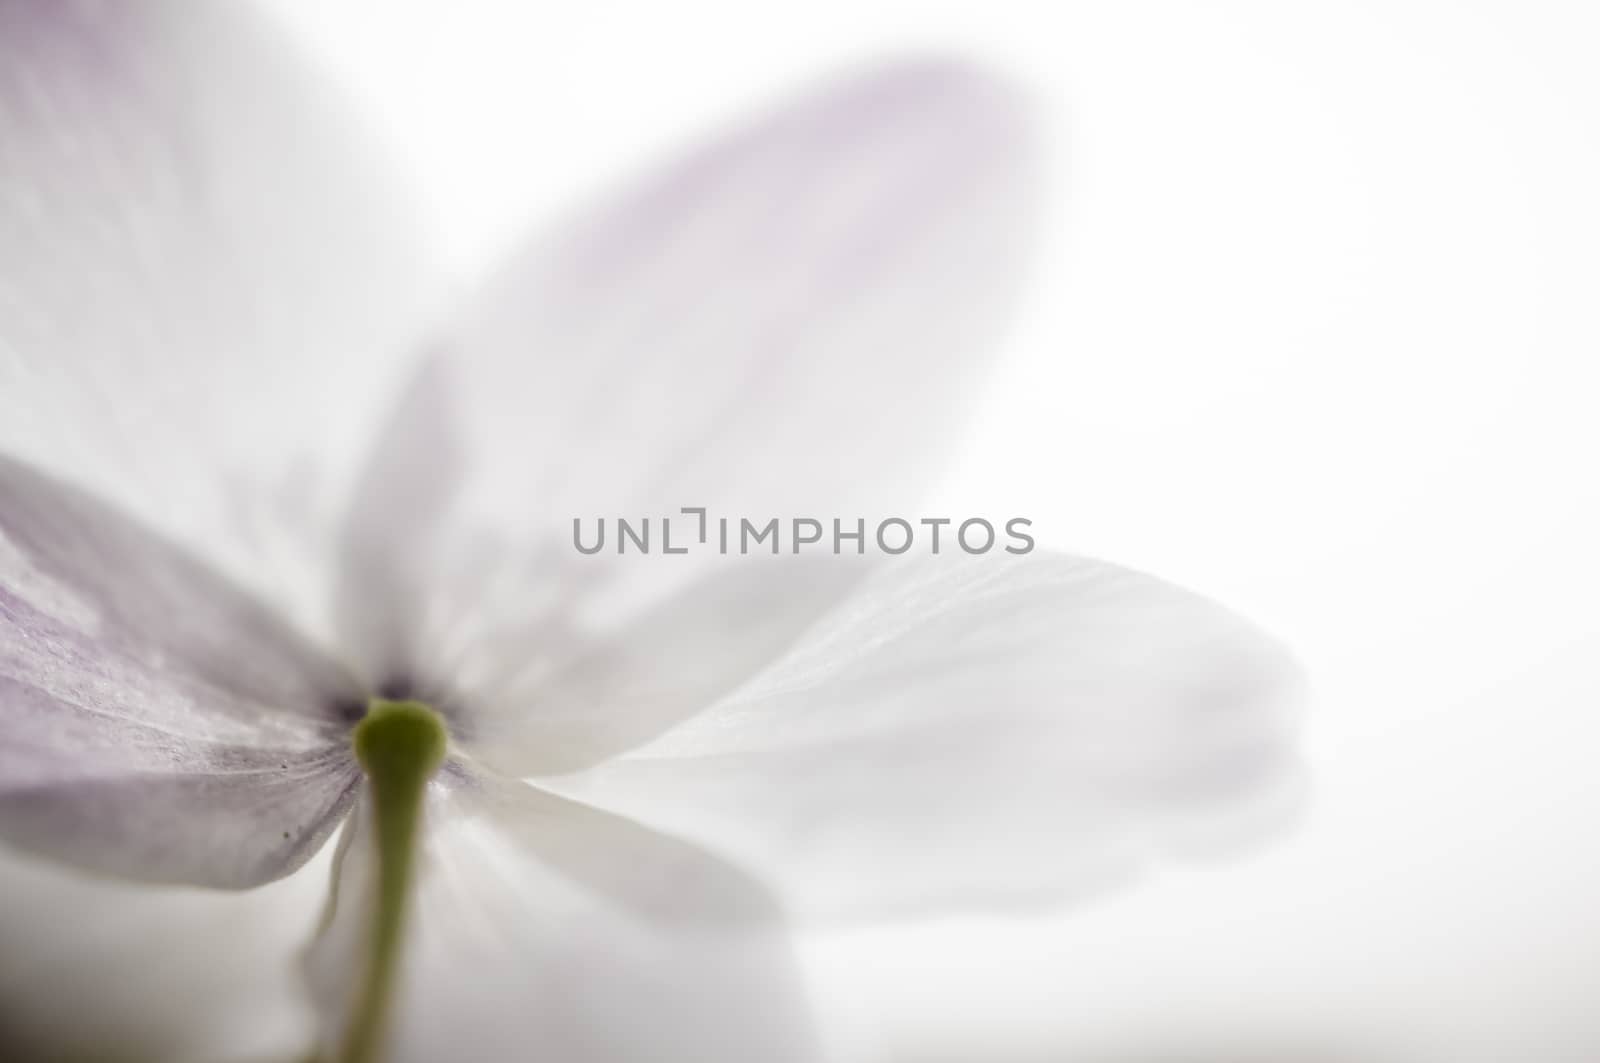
0 0 439 639
334 60 1035 749
0 843 329 1063
0 455 361 887
452 549 870 774
555 554 1305 919
306 765 819 1063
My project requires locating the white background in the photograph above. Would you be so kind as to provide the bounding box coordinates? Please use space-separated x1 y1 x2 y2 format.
266 2 1600 1058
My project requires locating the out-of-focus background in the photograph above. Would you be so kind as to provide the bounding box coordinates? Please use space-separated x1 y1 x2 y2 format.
264 1 1600 1059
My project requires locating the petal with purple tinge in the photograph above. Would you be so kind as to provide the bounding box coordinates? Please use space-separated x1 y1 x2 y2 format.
0 456 361 887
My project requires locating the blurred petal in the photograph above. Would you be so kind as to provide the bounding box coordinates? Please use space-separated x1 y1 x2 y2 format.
307 766 818 1063
556 554 1305 919
336 60 1035 739
0 456 361 887
459 554 867 773
0 843 329 1063
0 0 439 642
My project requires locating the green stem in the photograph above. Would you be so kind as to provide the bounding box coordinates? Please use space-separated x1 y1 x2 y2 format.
339 700 448 1063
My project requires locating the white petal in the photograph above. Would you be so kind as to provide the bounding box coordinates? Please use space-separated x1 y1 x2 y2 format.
0 842 329 1063
455 553 870 774
555 554 1306 920
307 765 818 1063
0 455 361 887
0 0 439 640
334 60 1035 744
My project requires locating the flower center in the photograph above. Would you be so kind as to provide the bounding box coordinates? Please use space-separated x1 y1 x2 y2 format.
351 698 448 783
340 699 448 1063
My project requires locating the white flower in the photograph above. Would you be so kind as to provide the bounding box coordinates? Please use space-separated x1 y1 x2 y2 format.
0 2 1303 1062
